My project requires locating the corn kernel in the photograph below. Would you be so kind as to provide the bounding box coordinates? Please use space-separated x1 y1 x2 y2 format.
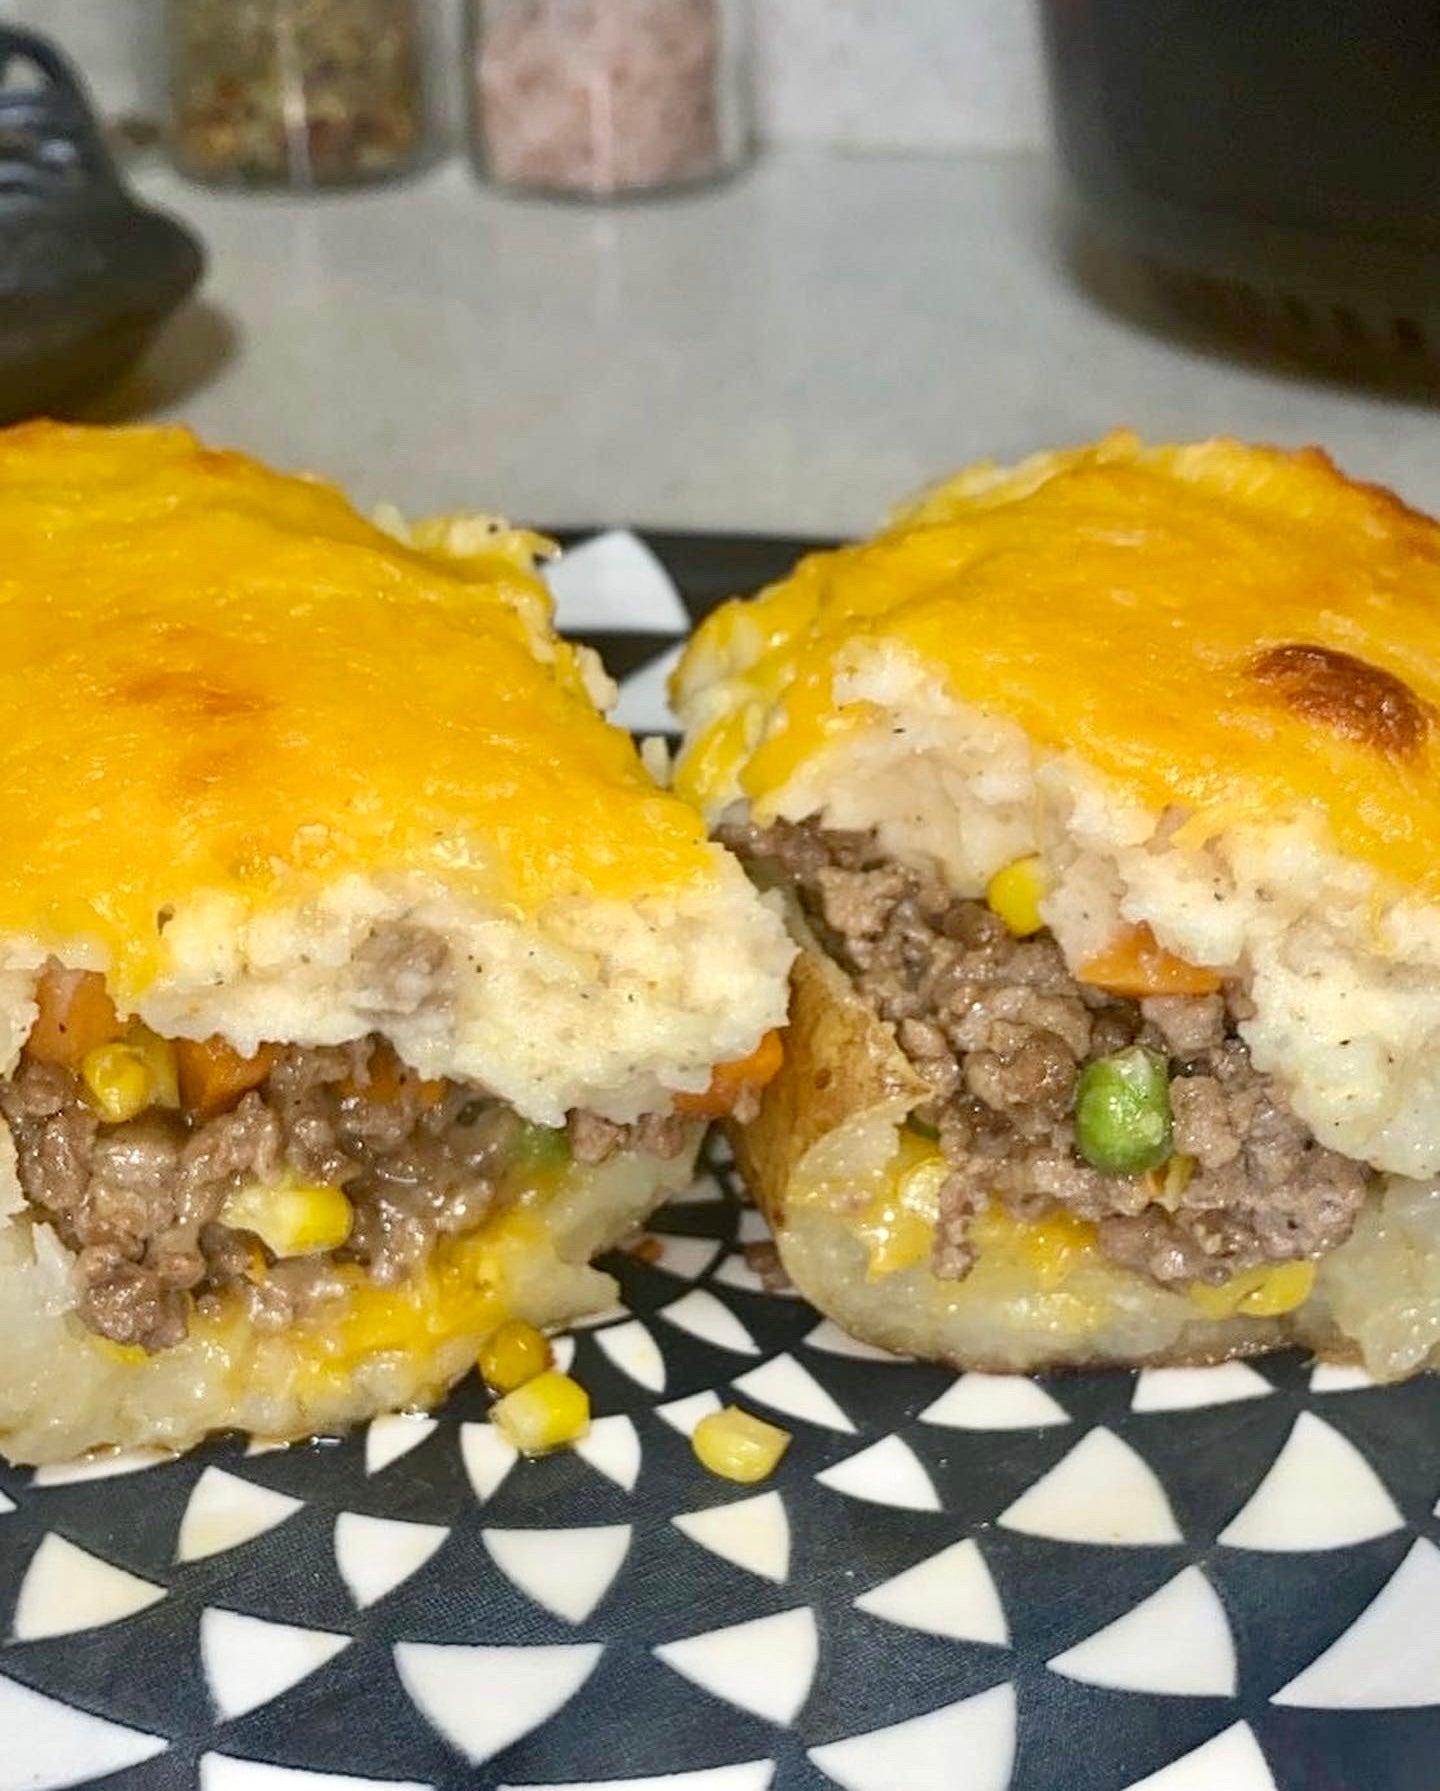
480 1319 552 1393
491 1370 590 1455
1189 1259 1316 1319
692 1405 792 1483
986 854 1047 938
219 1179 354 1259
80 1043 154 1123
125 1024 180 1109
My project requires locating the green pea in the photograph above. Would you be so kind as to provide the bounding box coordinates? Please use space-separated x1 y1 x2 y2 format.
515 1122 570 1171
1074 1047 1172 1175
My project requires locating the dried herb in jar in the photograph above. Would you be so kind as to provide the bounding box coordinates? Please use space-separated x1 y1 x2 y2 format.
167 0 433 188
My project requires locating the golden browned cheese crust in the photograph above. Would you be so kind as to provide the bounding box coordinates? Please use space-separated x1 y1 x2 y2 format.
674 433 1440 897
0 421 716 1000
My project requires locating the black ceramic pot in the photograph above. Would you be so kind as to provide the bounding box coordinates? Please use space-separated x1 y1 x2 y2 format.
1039 1 1440 371
0 27 204 421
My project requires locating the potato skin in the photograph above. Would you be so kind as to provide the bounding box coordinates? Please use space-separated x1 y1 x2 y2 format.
729 943 927 1233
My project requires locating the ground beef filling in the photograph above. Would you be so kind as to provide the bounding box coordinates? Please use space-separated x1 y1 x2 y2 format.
721 818 1371 1290
1 1037 690 1354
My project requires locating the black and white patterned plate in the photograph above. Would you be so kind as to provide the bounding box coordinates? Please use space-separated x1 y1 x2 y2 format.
2 533 1439 1791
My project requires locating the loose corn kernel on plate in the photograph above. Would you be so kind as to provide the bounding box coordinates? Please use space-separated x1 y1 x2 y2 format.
6 531 1435 1791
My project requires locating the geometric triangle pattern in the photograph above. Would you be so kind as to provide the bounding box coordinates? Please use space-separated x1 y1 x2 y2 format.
199 1757 432 1790
655 1607 819 1726
1272 1539 1440 1708
672 1490 791 1584
332 1512 449 1610
998 1428 1181 1545
654 1389 725 1437
658 1289 761 1357
809 1682 1017 1791
609 642 687 736
1131 1361 1275 1413
573 1412 643 1492
594 1318 668 1393
482 1523 632 1624
28 1446 174 1488
459 1419 521 1506
731 1352 857 1433
544 530 691 636
1119 1721 1277 1789
496 1765 776 1791
176 1465 304 1563
920 1371 1070 1431
12 1534 166 1642
1047 1566 1236 1696
854 1537 1009 1646
363 1412 439 1476
1218 1413 1403 1551
2 534 1438 1791
815 1435 940 1512
201 1608 350 1721
0 1675 167 1788
394 1639 604 1765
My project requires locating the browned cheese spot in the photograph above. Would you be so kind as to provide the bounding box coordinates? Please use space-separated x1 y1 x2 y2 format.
115 669 271 722
1248 642 1433 761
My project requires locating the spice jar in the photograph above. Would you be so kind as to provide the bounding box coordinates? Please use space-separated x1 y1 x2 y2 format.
468 0 752 199
165 0 437 189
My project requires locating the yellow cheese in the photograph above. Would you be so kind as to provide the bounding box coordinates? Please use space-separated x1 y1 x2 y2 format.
295 1207 546 1375
969 1200 1099 1292
853 1132 949 1280
1189 1259 1316 1318
675 433 1440 899
0 422 712 999
840 1130 1102 1294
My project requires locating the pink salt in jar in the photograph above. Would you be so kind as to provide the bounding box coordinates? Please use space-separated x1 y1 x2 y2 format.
468 0 752 199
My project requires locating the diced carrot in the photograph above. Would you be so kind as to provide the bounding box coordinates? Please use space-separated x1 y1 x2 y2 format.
1077 923 1223 999
675 1029 785 1119
338 1040 445 1107
26 965 123 1068
175 1036 280 1118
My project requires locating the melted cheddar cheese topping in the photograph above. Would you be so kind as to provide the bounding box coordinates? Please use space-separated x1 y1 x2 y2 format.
0 423 712 992
674 434 1440 896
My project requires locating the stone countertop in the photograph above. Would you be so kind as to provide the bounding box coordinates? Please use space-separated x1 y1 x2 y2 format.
118 149 1440 535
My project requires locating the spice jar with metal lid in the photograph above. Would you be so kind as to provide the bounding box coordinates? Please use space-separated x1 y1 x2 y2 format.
468 0 752 199
164 0 438 189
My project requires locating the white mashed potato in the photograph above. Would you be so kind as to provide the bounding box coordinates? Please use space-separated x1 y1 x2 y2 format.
0 860 793 1129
